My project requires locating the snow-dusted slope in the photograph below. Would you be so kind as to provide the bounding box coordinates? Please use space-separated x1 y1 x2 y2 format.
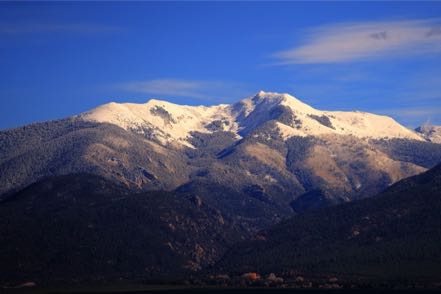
415 125 441 143
275 108 423 141
80 99 239 147
80 91 424 146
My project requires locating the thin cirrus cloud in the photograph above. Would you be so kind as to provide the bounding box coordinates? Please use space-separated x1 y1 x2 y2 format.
116 79 245 102
0 23 122 34
274 19 441 64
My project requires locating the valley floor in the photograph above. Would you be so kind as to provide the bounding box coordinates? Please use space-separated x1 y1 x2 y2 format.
3 285 441 294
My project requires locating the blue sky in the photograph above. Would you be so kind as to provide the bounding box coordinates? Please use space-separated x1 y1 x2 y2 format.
1 2 441 130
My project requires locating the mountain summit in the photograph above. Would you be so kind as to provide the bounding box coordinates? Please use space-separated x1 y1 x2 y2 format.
79 91 423 147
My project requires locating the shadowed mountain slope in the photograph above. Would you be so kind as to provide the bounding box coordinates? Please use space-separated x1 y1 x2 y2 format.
215 163 441 281
0 174 247 284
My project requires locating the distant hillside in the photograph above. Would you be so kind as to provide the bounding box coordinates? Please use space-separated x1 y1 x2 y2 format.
215 163 441 282
0 174 247 285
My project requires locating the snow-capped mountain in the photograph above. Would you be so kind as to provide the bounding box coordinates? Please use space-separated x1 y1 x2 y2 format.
1 91 441 225
80 91 423 147
79 99 237 147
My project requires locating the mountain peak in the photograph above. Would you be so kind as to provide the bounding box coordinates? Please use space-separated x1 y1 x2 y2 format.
248 91 313 111
255 90 286 98
145 98 170 105
253 90 292 102
79 91 425 145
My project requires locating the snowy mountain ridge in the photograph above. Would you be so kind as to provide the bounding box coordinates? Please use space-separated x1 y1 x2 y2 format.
79 91 424 147
415 124 441 144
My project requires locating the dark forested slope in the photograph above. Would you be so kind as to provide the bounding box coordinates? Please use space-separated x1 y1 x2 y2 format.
0 174 246 284
216 163 441 281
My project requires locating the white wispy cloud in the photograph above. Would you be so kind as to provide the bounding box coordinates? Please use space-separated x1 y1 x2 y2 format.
274 19 441 64
117 79 247 102
0 23 122 34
